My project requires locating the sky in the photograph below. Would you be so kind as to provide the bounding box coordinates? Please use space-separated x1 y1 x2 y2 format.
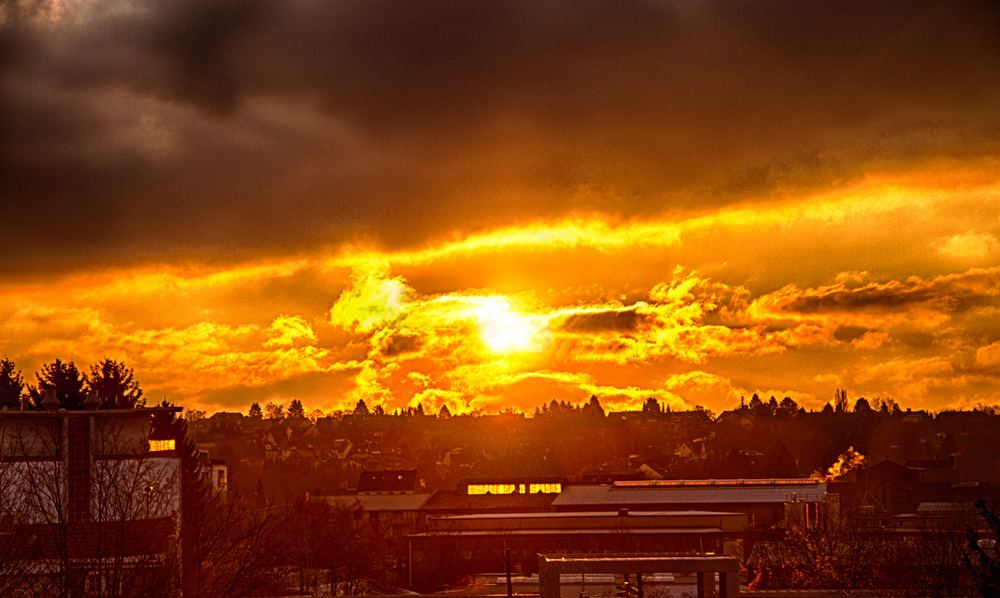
3 0 1000 416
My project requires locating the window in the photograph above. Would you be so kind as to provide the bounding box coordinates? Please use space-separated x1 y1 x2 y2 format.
149 439 175 452
467 482 561 494
467 484 515 495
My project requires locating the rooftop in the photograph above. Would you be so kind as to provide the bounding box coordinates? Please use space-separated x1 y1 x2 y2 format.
553 482 827 508
0 406 183 418
410 527 725 538
438 510 741 520
423 490 558 512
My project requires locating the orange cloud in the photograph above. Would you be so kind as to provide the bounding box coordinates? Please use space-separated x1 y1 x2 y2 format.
3 172 1000 414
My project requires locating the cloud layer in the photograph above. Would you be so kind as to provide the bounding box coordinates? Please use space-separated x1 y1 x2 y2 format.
3 174 1000 415
3 0 1000 414
4 0 1000 271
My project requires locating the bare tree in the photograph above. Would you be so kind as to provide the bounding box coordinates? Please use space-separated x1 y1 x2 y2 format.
750 511 974 596
964 497 1000 598
878 515 973 598
148 400 290 598
284 498 395 596
749 516 885 590
181 492 288 598
0 410 182 597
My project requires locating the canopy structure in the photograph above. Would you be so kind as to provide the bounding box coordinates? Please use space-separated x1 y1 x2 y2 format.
537 553 739 598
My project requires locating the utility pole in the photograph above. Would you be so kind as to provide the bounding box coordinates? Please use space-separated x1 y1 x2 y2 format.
505 545 513 598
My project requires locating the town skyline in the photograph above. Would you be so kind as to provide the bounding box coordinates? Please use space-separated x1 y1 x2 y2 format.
3 0 1000 415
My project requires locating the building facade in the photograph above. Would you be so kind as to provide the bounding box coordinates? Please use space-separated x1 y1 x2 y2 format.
0 402 183 597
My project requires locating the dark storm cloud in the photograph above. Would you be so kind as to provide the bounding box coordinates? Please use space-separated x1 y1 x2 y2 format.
784 268 1000 315
382 333 421 356
832 325 869 343
560 308 647 333
3 0 1000 273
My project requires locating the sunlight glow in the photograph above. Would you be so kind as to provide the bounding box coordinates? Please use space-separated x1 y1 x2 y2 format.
475 297 549 355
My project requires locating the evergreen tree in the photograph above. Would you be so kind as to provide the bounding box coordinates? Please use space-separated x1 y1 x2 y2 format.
0 358 24 407
87 358 144 408
642 397 662 414
248 402 263 419
288 399 306 419
776 396 799 418
749 393 770 417
582 395 605 418
353 399 370 416
30 359 86 409
438 404 452 418
875 398 889 415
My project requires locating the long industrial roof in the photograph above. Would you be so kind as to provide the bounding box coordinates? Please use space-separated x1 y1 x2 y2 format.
552 481 826 507
436 510 741 520
410 527 724 538
423 490 557 511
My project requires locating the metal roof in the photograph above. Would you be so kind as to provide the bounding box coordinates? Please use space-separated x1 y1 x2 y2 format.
423 490 557 511
916 502 974 513
541 554 737 563
613 478 818 488
410 527 723 538
552 482 827 507
437 510 741 520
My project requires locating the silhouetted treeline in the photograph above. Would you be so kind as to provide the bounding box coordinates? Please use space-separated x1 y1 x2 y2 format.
185 391 1000 501
0 357 144 409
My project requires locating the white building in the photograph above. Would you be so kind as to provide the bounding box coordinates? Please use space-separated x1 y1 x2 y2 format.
0 398 183 597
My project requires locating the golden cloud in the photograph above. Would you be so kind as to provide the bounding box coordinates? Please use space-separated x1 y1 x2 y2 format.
328 261 411 333
975 341 1000 368
264 315 318 348
3 171 1000 414
937 231 998 259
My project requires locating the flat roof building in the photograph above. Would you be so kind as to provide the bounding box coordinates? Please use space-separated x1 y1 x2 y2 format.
409 509 748 592
553 479 827 527
0 403 183 596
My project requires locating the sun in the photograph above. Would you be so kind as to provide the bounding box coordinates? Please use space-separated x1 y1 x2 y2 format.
475 298 549 355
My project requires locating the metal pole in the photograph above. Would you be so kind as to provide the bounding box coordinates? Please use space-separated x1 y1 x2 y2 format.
505 546 512 597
